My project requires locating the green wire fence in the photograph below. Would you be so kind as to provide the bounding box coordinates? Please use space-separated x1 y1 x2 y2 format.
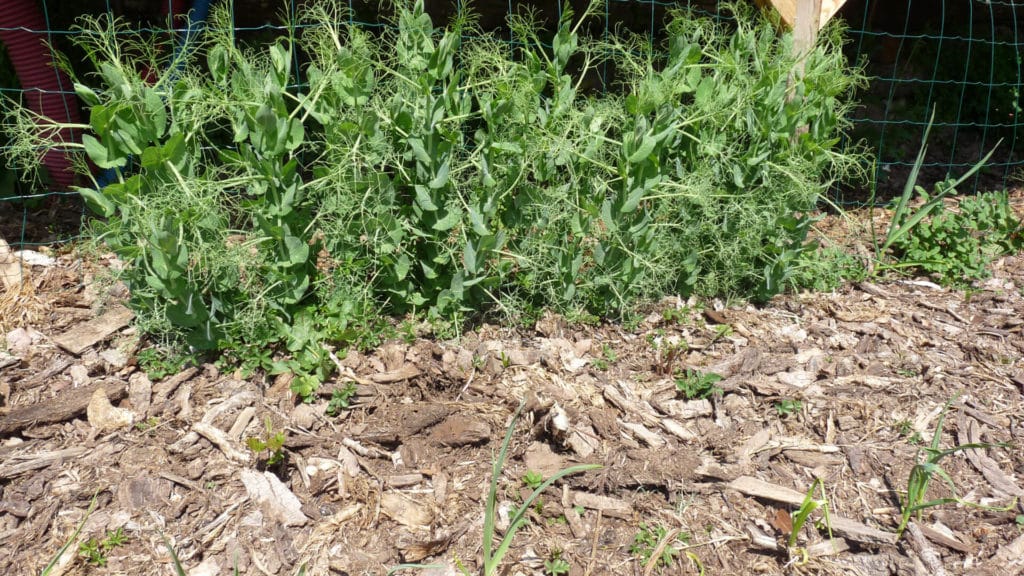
1 0 1022 248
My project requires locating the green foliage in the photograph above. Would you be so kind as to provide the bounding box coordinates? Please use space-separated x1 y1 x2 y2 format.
895 396 1015 539
790 245 868 292
482 402 600 576
774 398 802 415
675 370 722 400
326 382 358 416
246 417 286 467
2 1 865 395
591 343 617 371
78 527 127 567
784 478 834 564
887 189 1023 286
630 523 688 571
522 470 544 490
875 111 1020 287
544 551 570 576
136 347 196 380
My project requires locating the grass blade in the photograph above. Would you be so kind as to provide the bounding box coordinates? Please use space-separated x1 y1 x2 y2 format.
40 495 98 576
482 400 526 568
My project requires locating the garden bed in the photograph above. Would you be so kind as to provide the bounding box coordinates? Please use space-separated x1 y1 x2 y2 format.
1 210 1022 576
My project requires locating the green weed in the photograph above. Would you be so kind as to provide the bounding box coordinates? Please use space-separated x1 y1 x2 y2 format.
591 344 617 371
78 527 127 567
630 523 688 571
246 417 286 468
40 495 97 576
774 399 803 416
874 111 1019 286
675 369 722 400
325 382 358 416
522 470 544 491
887 189 1023 286
544 550 570 576
136 348 196 381
895 397 1015 538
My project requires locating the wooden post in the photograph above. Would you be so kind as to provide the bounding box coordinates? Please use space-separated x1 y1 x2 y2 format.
789 0 822 140
792 0 823 80
755 0 846 32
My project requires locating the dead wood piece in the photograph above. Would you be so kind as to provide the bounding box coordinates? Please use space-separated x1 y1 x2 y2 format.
0 447 88 479
782 449 845 468
194 422 251 464
828 515 898 546
570 491 630 519
240 469 308 527
705 348 762 379
15 357 72 389
736 428 771 463
806 537 850 558
228 407 257 440
659 418 697 442
727 476 806 506
200 390 257 425
916 523 975 553
0 379 127 435
86 386 135 431
380 492 434 527
905 522 947 576
151 366 199 403
618 420 666 448
602 384 659 427
398 403 450 437
0 351 18 371
427 416 490 447
50 303 133 355
387 474 424 488
369 365 421 383
957 411 1023 498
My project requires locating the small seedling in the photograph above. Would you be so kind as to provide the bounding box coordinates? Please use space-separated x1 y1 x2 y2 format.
630 523 687 571
325 382 358 416
894 419 913 436
661 307 688 324
647 331 689 375
135 417 160 432
522 470 544 491
544 550 570 576
774 399 802 416
137 348 195 381
78 527 128 567
708 324 733 346
591 343 617 371
675 370 722 400
779 478 835 565
896 396 1015 538
41 495 98 576
246 416 286 467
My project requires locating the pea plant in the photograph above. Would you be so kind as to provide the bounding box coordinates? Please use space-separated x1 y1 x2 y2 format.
2 0 866 397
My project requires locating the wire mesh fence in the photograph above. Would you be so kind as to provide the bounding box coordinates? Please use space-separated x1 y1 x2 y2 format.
1 0 1022 247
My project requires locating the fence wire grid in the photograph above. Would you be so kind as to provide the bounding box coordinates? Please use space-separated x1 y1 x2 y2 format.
1 0 1023 248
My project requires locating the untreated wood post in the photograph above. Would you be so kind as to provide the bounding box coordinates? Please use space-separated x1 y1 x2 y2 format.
789 0 822 140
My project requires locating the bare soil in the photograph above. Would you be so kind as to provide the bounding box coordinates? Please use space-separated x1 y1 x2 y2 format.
1 213 1023 576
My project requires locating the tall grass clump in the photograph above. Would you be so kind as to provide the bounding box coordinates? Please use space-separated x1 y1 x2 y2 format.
1 0 866 397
